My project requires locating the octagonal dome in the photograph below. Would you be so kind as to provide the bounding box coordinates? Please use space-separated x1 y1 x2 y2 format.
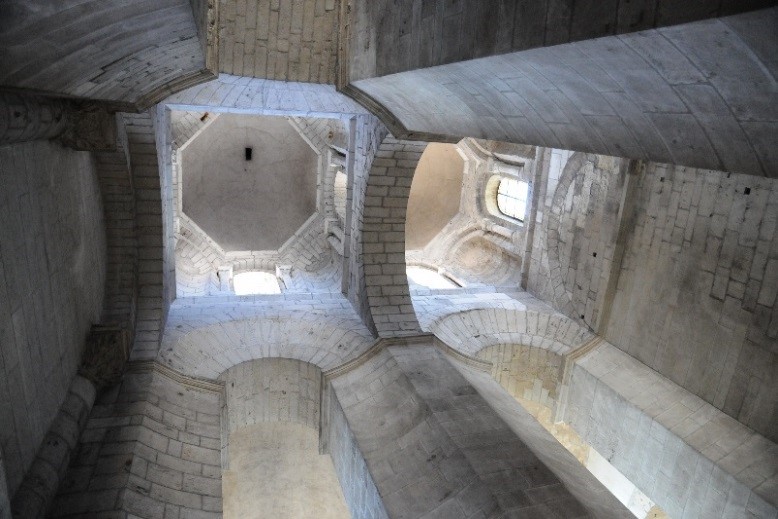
181 114 318 251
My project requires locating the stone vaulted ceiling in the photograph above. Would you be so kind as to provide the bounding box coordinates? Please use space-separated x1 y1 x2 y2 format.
181 113 318 251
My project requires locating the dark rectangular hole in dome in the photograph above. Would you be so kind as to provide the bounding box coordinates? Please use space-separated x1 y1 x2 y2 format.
245 147 253 161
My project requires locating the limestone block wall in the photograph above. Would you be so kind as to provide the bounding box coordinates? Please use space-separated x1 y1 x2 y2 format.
477 344 563 410
52 367 222 518
527 144 778 441
220 358 322 439
449 356 633 519
11 376 96 518
429 307 594 359
0 140 106 500
0 454 8 519
93 123 139 335
0 93 67 144
406 139 536 289
409 214 523 288
171 111 218 150
326 389 388 519
126 112 173 362
564 342 778 518
604 162 778 441
219 0 339 83
410 288 551 332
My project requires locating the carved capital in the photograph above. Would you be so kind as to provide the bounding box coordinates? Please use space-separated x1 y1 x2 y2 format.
59 103 118 151
79 325 130 387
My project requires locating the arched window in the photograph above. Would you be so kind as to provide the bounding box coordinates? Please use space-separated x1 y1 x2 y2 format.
406 266 459 289
495 178 529 222
233 271 281 295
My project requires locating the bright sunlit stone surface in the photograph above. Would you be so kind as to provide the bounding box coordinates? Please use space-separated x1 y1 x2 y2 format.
233 271 282 295
406 266 458 289
496 178 529 221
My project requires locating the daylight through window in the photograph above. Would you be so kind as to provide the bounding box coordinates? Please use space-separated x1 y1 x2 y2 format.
233 271 282 295
496 178 529 221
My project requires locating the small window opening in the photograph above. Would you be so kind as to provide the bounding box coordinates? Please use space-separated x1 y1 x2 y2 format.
496 178 529 222
406 266 459 289
245 147 253 161
744 187 751 195
233 271 280 295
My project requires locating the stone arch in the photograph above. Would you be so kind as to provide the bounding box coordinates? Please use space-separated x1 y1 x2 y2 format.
545 152 589 319
164 75 369 117
358 136 428 337
159 312 375 378
429 307 594 358
546 152 628 329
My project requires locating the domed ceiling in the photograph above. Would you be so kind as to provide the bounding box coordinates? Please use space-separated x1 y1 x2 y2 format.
181 114 318 251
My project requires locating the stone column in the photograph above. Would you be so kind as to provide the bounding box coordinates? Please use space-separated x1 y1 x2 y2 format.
10 377 96 519
220 359 349 519
10 326 129 518
0 92 67 143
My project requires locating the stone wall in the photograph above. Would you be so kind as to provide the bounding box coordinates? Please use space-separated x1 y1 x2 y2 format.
326 389 388 519
220 359 322 438
0 140 106 499
407 139 532 289
164 74 369 117
565 342 777 518
527 151 629 329
219 0 339 83
527 145 778 441
126 112 172 362
604 161 778 441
